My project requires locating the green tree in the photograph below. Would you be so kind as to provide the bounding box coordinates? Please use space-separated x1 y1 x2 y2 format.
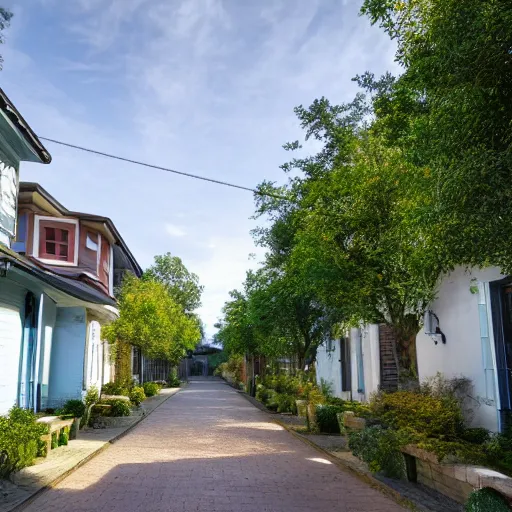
0 8 12 69
102 274 201 364
144 252 203 312
361 0 512 272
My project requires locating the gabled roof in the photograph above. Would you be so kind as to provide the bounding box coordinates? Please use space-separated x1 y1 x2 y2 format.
19 182 143 277
0 88 51 164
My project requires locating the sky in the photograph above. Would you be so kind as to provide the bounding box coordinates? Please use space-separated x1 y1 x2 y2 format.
2 0 398 338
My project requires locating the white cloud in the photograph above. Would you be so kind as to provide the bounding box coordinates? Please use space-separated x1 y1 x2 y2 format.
165 223 186 238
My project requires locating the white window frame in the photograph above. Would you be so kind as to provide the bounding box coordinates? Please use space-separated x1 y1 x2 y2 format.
33 215 79 266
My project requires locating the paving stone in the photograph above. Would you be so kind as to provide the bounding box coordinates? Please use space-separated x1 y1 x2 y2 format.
21 379 405 512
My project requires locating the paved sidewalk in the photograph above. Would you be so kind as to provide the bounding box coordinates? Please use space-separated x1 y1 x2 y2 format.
23 379 405 512
1 388 180 512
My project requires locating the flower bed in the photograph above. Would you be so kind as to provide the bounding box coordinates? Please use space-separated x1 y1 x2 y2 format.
344 375 512 508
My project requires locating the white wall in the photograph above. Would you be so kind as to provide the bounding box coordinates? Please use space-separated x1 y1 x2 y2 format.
362 324 381 399
417 266 504 431
316 340 343 397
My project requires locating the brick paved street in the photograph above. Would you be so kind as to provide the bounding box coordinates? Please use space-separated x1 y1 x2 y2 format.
25 379 405 512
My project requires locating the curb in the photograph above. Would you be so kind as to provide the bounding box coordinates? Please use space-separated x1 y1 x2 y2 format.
236 390 416 511
10 387 183 512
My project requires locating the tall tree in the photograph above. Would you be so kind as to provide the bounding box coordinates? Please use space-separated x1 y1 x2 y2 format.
361 0 512 272
144 252 203 312
0 8 12 69
102 274 201 364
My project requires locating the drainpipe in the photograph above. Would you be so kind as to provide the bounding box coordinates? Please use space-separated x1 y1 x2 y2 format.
33 294 44 413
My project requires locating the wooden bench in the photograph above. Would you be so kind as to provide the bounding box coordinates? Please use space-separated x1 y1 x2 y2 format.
36 417 75 457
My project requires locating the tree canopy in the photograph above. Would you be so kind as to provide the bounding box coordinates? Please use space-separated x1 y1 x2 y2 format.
216 0 512 380
102 274 201 364
0 8 12 69
144 252 203 312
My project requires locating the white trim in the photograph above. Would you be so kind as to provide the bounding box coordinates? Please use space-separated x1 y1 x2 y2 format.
33 215 79 266
97 234 102 275
34 293 44 413
109 244 114 296
485 282 501 413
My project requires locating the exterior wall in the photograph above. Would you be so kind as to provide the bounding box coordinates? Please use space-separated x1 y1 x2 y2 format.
47 307 87 408
417 266 504 432
84 319 103 391
0 279 25 414
0 150 20 248
362 324 380 399
37 294 57 410
316 340 344 398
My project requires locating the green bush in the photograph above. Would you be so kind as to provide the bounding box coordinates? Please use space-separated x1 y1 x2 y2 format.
275 393 297 414
102 382 129 396
370 391 464 439
255 385 271 404
61 399 86 418
58 429 69 446
168 369 181 387
316 405 344 434
461 427 491 445
105 399 132 417
129 386 146 406
143 382 160 397
465 488 510 512
349 426 409 479
0 407 49 477
51 432 58 450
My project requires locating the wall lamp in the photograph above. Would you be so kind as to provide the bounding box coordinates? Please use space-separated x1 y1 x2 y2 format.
0 258 11 278
423 310 447 345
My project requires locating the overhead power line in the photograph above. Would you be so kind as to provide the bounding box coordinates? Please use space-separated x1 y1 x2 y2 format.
38 136 288 200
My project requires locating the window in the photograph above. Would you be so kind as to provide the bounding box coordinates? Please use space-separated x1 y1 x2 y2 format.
37 218 76 264
86 233 98 251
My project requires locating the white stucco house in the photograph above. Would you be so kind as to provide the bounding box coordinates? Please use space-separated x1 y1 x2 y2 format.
316 266 511 433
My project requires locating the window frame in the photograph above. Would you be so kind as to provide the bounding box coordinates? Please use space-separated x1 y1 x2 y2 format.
33 215 79 266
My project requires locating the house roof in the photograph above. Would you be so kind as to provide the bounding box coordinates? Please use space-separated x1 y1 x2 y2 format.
19 182 143 277
0 245 116 306
0 88 51 164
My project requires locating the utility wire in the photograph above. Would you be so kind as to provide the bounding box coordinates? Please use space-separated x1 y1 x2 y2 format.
38 136 288 201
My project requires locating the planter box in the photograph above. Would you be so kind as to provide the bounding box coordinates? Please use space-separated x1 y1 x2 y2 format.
401 444 512 504
342 411 366 431
296 400 307 418
92 415 138 429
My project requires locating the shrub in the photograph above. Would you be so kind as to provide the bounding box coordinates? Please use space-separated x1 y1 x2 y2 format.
51 432 58 450
168 369 181 387
0 407 49 477
349 426 409 479
104 399 131 417
143 382 160 397
316 405 344 434
461 427 491 445
61 399 86 418
370 391 464 439
275 393 297 414
465 488 510 512
255 385 271 404
129 386 146 406
58 429 69 446
102 382 129 396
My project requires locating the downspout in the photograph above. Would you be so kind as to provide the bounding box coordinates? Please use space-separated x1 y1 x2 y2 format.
33 294 44 412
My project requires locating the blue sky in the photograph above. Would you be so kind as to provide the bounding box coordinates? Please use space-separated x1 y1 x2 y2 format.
3 0 398 337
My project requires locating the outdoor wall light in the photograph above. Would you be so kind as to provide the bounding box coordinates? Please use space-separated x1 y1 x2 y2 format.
423 310 446 345
0 258 11 277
